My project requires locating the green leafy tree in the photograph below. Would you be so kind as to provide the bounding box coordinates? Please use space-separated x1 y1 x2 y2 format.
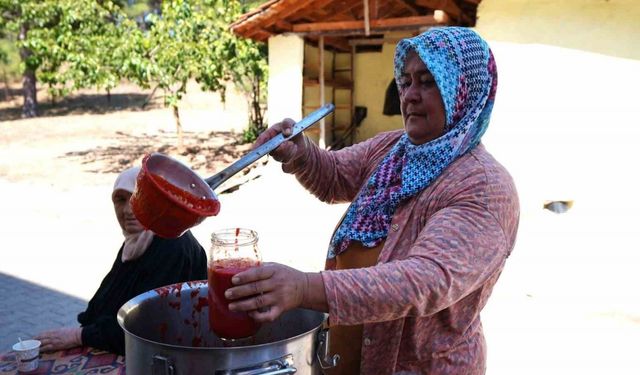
0 0 130 116
1 0 49 116
126 0 268 147
1 0 269 144
0 46 10 100
224 33 268 143
203 0 268 142
38 2 138 104
0 45 7 63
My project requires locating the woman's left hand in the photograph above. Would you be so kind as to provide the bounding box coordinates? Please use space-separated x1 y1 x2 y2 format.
35 326 82 352
226 263 307 323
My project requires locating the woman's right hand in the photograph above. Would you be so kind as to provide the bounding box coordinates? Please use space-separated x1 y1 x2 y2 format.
253 118 308 164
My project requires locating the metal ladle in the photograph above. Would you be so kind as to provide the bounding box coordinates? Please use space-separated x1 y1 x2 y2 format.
131 104 335 238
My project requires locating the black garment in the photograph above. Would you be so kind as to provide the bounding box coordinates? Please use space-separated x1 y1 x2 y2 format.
78 231 207 355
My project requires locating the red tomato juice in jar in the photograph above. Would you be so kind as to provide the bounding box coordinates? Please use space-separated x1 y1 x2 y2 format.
207 257 261 339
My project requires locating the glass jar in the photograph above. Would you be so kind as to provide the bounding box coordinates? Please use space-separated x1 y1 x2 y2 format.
207 228 262 340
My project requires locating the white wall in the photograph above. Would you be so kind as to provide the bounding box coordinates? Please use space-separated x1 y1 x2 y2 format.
476 0 640 60
473 2 640 374
267 34 305 125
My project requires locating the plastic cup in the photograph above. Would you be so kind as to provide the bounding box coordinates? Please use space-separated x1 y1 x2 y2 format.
12 339 40 373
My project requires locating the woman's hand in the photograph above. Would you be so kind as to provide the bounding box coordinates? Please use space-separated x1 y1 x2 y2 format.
253 118 308 164
226 263 326 323
35 326 82 352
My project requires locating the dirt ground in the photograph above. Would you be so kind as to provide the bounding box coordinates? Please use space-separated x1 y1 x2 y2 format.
0 81 254 187
2 65 640 374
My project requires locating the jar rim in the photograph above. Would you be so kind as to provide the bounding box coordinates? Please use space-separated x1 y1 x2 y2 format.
211 228 258 246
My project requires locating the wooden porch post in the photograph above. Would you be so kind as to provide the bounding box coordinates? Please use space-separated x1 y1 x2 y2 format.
363 0 371 36
319 35 326 149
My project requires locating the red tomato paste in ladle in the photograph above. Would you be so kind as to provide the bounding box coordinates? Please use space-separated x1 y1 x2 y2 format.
150 173 218 212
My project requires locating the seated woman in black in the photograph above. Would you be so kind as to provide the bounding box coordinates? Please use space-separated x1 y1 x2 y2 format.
36 166 208 355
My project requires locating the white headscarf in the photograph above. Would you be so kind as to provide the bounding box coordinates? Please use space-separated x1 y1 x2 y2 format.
113 166 155 262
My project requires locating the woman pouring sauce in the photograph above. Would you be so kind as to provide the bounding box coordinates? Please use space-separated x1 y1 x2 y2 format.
224 27 519 375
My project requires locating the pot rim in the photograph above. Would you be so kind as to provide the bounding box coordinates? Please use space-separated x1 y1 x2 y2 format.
117 281 327 351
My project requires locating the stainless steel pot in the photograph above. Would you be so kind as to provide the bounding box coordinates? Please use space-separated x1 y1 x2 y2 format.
117 281 339 375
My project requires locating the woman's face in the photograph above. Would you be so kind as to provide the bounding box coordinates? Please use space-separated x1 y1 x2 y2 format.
398 50 446 145
113 190 144 233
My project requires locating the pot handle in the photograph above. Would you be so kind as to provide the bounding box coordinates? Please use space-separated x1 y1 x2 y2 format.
316 327 340 370
152 354 176 375
215 354 297 375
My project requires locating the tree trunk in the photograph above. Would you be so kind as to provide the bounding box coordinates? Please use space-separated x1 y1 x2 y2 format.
19 24 37 118
253 75 263 129
48 85 56 106
141 85 159 109
106 88 111 104
172 104 184 152
2 69 12 101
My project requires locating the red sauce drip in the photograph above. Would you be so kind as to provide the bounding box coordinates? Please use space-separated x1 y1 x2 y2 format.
194 297 208 313
155 283 183 298
156 286 171 298
150 173 219 213
190 289 199 298
168 301 181 310
207 258 261 339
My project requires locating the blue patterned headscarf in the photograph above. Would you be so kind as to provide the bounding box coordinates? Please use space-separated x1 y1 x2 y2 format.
328 27 498 258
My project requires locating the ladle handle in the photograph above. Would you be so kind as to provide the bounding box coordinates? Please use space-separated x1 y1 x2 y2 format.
205 103 335 190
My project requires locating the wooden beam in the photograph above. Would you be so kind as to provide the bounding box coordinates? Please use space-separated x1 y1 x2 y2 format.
393 0 420 15
293 15 442 33
230 0 278 28
274 19 293 32
333 0 368 20
415 0 469 23
234 0 312 33
306 36 353 52
263 0 335 29
348 37 403 46
371 0 379 19
245 28 273 41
